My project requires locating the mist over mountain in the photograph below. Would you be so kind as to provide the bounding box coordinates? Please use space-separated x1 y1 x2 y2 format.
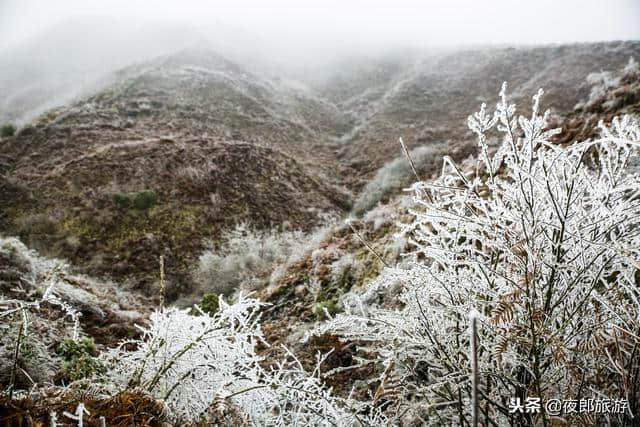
2 0 639 123
1 38 638 301
0 17 211 124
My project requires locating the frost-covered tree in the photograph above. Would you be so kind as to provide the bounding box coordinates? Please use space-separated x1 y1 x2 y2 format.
316 84 640 425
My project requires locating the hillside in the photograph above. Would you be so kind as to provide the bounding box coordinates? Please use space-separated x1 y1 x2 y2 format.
0 48 352 297
2 41 640 299
312 41 640 189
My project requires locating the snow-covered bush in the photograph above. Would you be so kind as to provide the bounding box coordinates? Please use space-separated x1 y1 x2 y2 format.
103 294 386 425
0 237 86 392
578 58 638 112
622 56 639 77
196 224 305 295
317 84 640 425
585 70 621 107
353 143 447 215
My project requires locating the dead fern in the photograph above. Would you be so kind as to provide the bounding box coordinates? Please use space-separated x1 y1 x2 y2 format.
490 300 515 325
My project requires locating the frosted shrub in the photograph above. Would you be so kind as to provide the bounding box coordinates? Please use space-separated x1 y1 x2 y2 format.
353 143 447 215
268 223 336 289
576 57 639 113
622 56 639 77
103 294 385 425
103 295 264 419
0 236 63 285
0 237 80 340
0 238 86 393
585 70 621 106
196 224 304 295
319 84 640 425
330 253 355 284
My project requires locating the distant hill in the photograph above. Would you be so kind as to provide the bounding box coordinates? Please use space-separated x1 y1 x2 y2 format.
308 41 640 189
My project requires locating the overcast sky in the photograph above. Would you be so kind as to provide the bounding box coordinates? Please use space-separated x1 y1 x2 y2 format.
1 0 639 54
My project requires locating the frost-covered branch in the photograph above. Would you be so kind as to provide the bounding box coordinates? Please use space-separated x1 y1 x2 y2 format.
316 84 640 425
103 294 385 425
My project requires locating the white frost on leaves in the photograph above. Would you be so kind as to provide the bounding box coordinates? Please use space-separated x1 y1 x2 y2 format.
0 237 81 339
197 223 307 295
103 294 386 425
315 84 640 424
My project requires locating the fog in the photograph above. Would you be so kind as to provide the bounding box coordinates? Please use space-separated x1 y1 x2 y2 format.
1 0 639 123
3 0 640 60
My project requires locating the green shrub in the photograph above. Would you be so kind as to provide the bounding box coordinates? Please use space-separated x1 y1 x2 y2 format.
112 193 133 209
132 190 157 210
112 190 157 210
58 337 97 359
0 124 16 138
312 301 337 320
57 338 104 381
199 293 220 316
